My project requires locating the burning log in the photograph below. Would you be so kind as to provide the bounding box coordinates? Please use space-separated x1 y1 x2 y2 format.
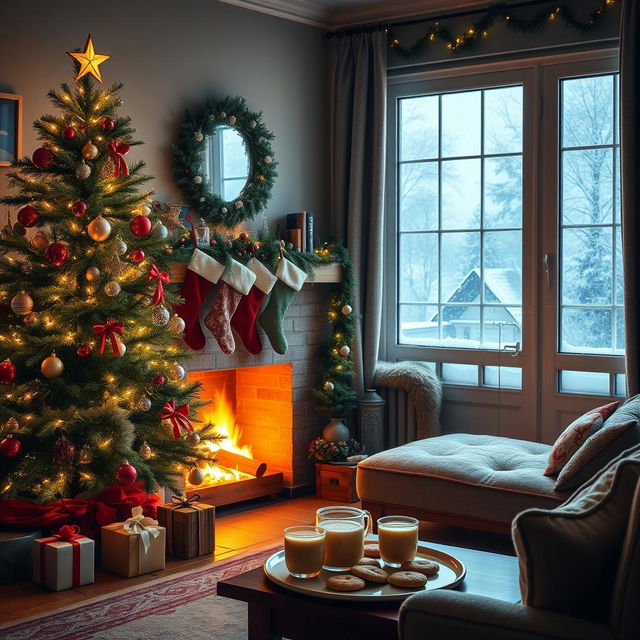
212 449 267 478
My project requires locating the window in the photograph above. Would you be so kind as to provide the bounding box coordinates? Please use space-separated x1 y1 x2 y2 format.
397 87 523 350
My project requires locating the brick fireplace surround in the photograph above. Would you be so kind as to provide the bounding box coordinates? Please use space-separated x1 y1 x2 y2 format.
186 284 331 493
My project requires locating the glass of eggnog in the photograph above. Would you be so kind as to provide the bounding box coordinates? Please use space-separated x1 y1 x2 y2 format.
377 515 419 567
284 526 326 578
316 506 372 571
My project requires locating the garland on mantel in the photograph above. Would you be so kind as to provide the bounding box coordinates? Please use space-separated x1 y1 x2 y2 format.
169 224 358 418
381 0 618 59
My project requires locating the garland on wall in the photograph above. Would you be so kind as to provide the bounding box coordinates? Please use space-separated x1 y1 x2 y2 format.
359 0 618 59
168 220 358 418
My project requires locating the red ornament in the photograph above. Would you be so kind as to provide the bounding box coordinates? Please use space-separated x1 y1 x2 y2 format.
76 344 91 357
100 117 115 131
71 200 88 217
54 436 75 464
62 126 76 140
78 124 87 134
238 232 248 241
130 215 151 237
32 146 54 170
130 248 145 263
44 242 69 267
17 206 39 228
0 359 16 385
0 435 20 459
115 462 137 486
152 374 166 387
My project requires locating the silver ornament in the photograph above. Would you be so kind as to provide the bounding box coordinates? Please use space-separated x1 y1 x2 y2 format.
185 431 201 446
339 345 351 357
169 314 185 334
323 381 335 392
193 175 202 185
116 239 128 256
234 200 243 209
263 155 272 164
341 304 353 315
228 115 237 126
104 281 121 297
114 338 126 357
151 222 168 240
194 131 204 142
169 363 186 381
135 395 152 412
76 159 91 179
151 305 170 326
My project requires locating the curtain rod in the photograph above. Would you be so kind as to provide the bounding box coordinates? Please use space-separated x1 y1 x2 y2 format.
327 0 560 38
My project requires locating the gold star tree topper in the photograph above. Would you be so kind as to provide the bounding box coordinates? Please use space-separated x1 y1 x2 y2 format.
66 35 111 83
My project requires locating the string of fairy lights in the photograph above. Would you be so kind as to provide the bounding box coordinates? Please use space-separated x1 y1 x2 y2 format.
333 0 619 59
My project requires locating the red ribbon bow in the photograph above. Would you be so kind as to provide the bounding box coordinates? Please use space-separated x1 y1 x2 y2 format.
56 524 81 541
93 317 124 355
108 140 130 177
161 400 193 438
148 265 170 306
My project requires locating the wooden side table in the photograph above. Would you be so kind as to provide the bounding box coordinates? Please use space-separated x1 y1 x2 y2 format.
315 462 358 503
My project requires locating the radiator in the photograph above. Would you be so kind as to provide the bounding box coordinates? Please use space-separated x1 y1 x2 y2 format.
379 387 418 448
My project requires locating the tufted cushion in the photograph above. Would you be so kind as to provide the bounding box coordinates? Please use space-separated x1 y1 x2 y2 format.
357 434 565 526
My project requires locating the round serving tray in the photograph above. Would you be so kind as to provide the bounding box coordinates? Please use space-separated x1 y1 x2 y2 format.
263 541 466 602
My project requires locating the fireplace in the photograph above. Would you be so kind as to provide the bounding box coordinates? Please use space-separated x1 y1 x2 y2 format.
183 364 293 506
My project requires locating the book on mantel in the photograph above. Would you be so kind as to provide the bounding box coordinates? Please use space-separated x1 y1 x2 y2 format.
286 211 314 253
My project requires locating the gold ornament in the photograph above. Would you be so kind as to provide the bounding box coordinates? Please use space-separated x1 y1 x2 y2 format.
4 417 19 433
188 467 204 486
11 291 33 315
135 395 152 412
66 35 111 83
30 230 50 251
169 363 186 382
185 431 201 446
104 281 121 297
87 215 111 242
323 381 335 392
82 141 99 160
23 311 37 325
77 445 93 464
140 204 152 216
168 314 185 334
85 266 101 282
139 442 152 459
76 159 91 179
41 351 64 378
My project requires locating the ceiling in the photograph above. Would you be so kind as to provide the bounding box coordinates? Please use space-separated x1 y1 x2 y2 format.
218 0 493 29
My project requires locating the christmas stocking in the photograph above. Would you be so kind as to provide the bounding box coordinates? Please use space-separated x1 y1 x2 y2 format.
204 258 256 354
174 249 225 351
259 258 307 355
231 257 277 354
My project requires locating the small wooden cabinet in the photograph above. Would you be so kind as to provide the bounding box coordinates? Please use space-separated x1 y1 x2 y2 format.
315 462 358 503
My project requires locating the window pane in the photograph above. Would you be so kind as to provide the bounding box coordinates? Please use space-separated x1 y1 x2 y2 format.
615 373 627 397
615 226 623 306
400 96 439 161
441 91 481 157
484 156 522 229
221 128 249 178
222 179 246 201
616 309 625 354
562 75 614 148
484 86 522 154
484 231 522 304
559 370 609 395
561 227 612 305
483 307 521 349
561 148 613 226
399 304 439 345
399 163 438 231
442 304 480 347
442 159 481 229
561 308 612 354
484 366 522 389
399 234 438 303
442 363 478 386
441 232 480 302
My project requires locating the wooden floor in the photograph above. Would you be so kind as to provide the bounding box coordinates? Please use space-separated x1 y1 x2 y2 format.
0 495 514 626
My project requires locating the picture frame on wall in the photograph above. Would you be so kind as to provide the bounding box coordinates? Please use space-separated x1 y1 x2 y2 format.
0 93 22 167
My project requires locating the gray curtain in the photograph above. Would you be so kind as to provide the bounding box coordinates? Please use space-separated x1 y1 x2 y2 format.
331 31 387 395
621 0 640 396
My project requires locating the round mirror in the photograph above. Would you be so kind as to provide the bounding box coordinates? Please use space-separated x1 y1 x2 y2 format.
204 125 250 202
173 96 277 228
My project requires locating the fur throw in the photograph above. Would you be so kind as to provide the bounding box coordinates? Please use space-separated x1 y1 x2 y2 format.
374 361 442 439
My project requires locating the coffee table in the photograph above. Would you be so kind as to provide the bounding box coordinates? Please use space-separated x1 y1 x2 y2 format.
217 540 520 640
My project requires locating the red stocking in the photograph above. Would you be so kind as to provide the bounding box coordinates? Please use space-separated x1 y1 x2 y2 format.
204 258 256 354
231 257 277 354
173 249 225 351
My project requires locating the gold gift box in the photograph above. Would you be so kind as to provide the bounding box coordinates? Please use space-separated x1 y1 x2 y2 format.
101 522 166 578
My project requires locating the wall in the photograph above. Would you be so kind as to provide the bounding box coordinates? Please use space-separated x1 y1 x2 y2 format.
0 0 330 236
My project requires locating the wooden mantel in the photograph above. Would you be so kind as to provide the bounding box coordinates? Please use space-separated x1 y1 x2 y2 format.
169 262 342 284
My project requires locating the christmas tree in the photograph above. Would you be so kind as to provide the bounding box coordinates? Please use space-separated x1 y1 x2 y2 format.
0 36 210 503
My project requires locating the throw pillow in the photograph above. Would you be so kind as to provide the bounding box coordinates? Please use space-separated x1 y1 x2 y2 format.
513 444 640 622
555 395 640 492
543 401 619 476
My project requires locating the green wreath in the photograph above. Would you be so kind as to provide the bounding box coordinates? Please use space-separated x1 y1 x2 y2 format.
172 96 277 227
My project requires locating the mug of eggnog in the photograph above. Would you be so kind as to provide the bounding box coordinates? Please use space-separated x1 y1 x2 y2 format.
284 526 326 578
377 515 419 567
316 506 372 571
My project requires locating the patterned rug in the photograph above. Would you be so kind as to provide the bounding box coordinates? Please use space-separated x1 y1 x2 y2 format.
0 545 280 640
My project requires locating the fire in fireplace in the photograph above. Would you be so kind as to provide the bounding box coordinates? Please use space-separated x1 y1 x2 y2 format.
183 365 291 506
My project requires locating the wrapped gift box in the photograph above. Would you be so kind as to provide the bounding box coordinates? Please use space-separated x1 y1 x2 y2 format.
1 529 42 584
101 507 165 578
33 526 94 591
157 497 215 559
